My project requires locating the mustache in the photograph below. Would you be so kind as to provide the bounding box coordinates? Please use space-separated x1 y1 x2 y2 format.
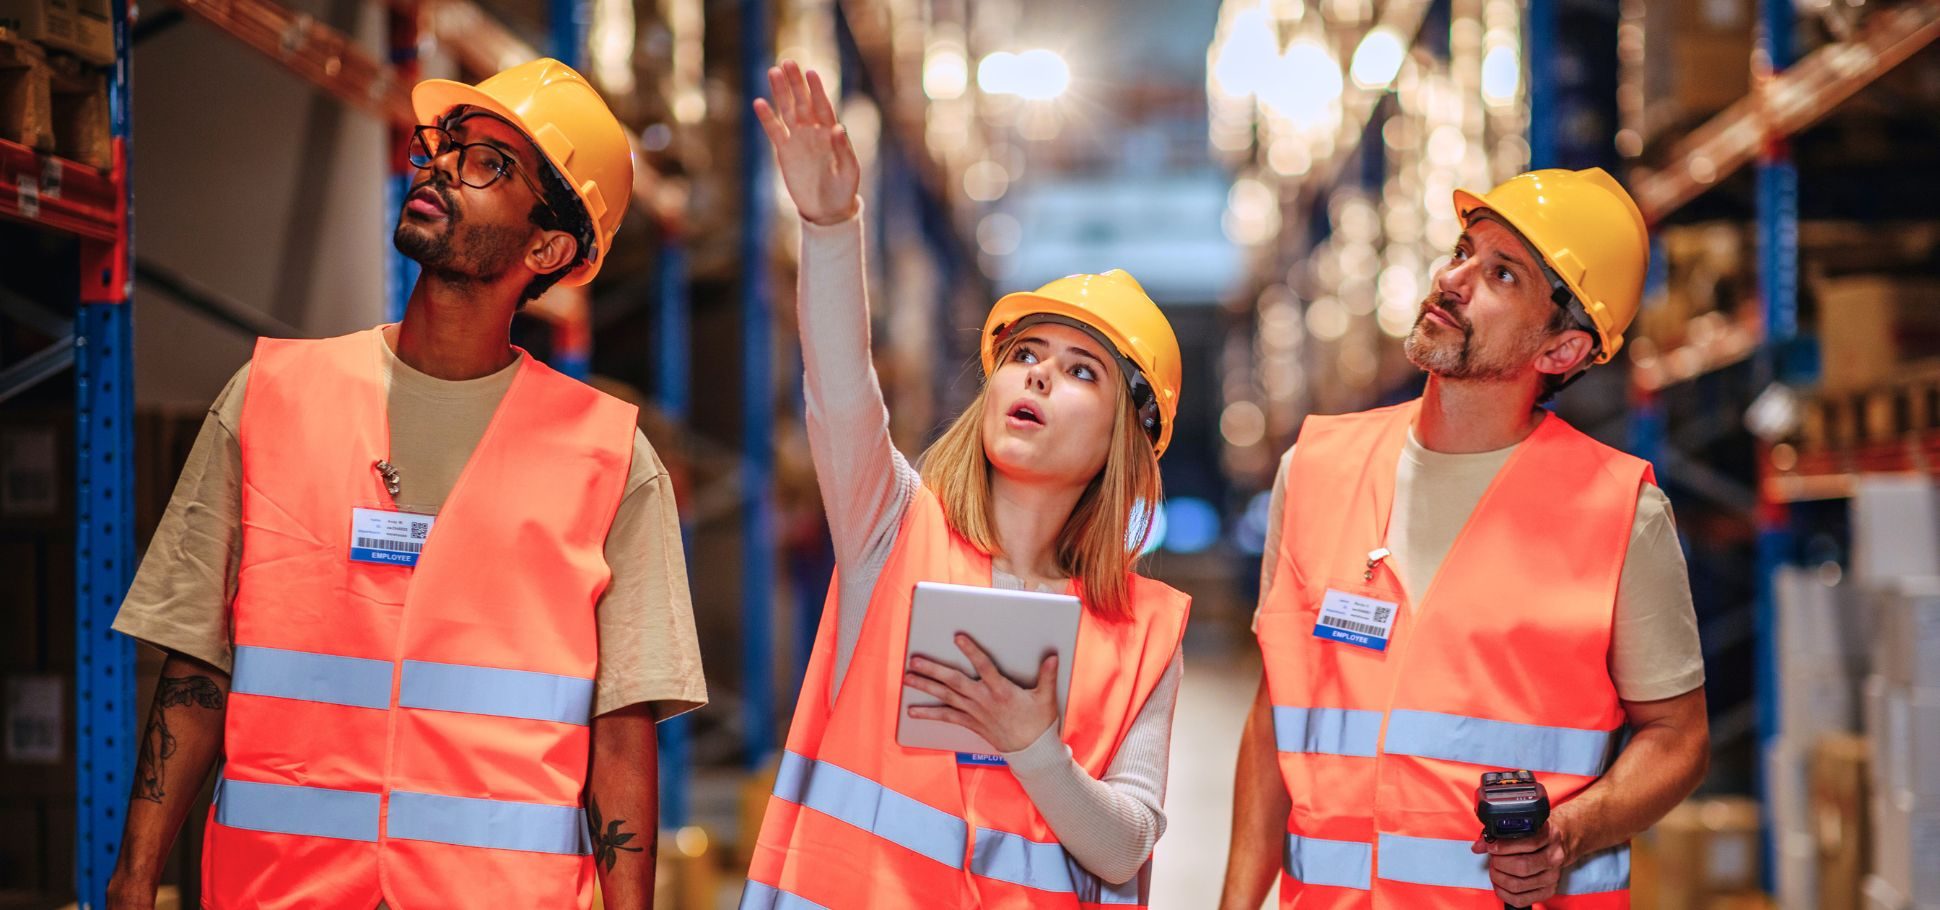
1419 291 1470 332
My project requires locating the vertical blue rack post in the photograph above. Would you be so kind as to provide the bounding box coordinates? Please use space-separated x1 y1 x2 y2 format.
738 0 776 768
1753 0 1800 892
74 0 137 903
385 10 420 324
655 237 694 828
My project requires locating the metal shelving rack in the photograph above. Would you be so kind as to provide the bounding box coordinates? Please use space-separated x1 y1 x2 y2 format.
21 0 723 893
0 0 137 905
1620 0 1940 887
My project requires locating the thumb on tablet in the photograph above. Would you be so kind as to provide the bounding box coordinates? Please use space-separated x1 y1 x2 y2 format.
1037 654 1058 689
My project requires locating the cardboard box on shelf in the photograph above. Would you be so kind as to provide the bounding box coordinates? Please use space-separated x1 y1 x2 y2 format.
1627 0 1756 149
0 0 112 65
1649 796 1764 910
1811 733 1872 910
1864 873 1909 910
1870 792 1940 907
1852 481 1940 588
1817 277 1940 393
1874 579 1940 690
1771 736 1820 910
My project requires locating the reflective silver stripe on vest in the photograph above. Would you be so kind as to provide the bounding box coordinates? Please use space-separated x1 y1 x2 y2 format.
1282 833 1373 890
387 790 591 855
231 645 393 710
1381 710 1619 778
213 777 380 842
969 827 1145 905
398 660 595 726
1272 706 1383 757
1376 833 1629 894
772 751 968 870
737 881 833 910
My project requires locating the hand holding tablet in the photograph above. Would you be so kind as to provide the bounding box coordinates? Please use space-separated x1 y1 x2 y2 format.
896 582 1082 755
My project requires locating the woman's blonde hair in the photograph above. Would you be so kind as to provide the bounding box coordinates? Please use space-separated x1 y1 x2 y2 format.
918 333 1163 622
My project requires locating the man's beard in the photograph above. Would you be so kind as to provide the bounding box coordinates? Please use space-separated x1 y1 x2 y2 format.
393 179 529 284
1401 291 1527 382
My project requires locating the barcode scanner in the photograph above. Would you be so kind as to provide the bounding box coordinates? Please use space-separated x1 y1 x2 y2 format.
1476 770 1550 910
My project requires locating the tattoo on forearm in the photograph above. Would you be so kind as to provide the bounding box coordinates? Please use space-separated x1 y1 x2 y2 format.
134 675 224 804
586 795 644 873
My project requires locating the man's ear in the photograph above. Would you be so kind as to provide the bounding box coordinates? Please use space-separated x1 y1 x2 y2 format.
526 229 579 276
1535 328 1596 377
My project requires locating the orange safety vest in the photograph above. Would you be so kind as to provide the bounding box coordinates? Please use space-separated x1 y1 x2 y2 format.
742 488 1190 909
201 328 637 909
1256 400 1647 909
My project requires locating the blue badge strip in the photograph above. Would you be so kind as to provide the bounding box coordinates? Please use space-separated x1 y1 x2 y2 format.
1312 624 1390 651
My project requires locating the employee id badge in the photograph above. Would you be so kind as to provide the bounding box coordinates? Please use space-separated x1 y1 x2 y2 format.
956 752 1009 767
1311 547 1402 651
349 507 436 567
1312 587 1400 651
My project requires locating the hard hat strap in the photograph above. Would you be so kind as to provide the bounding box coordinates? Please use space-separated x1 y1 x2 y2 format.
992 313 1164 448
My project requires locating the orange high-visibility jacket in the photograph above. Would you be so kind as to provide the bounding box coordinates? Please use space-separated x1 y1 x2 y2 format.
1256 400 1647 909
743 488 1190 909
202 328 637 909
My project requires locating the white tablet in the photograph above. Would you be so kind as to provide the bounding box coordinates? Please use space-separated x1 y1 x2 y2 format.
895 581 1082 755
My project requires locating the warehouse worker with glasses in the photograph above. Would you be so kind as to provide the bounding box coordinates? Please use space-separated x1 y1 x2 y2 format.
104 59 705 910
1219 168 1710 909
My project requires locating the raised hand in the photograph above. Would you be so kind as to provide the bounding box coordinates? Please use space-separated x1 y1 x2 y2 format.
752 60 861 226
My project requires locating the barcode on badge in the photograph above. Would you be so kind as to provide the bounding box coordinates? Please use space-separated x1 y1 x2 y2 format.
1319 614 1386 637
355 537 423 554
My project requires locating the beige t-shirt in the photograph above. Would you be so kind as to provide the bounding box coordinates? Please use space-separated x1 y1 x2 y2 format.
1257 420 1705 702
112 337 707 720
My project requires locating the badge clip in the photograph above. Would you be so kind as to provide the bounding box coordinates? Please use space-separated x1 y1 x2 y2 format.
1364 547 1392 582
374 459 401 498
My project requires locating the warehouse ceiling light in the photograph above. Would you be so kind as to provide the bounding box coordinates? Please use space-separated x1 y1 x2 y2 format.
1210 5 1279 99
1259 37 1341 129
978 49 1071 100
925 45 970 100
1481 43 1520 106
1349 26 1406 90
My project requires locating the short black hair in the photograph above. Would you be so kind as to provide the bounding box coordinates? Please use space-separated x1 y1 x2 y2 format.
522 157 597 303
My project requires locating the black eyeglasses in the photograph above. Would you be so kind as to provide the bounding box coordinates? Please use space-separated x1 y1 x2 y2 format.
407 125 556 217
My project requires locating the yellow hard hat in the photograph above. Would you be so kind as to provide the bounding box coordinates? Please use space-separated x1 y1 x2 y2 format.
982 270 1183 457
1453 167 1649 364
413 59 633 286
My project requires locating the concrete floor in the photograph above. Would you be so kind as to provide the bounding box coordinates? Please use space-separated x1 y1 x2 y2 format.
1149 644 1268 907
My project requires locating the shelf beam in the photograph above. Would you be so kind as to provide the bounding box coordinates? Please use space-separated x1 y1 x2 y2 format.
167 0 415 126
1634 0 1940 223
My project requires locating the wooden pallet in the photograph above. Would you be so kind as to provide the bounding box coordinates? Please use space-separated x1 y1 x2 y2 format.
44 52 106 169
0 29 54 153
0 29 108 169
1801 360 1940 451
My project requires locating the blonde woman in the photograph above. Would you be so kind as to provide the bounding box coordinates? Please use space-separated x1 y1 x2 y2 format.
738 61 1191 910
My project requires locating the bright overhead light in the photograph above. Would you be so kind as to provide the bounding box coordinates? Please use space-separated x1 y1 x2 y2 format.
925 46 969 100
977 49 1070 100
1481 44 1521 105
1210 7 1279 99
1349 26 1406 90
1258 37 1341 129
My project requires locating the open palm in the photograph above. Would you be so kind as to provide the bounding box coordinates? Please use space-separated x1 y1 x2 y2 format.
753 60 861 226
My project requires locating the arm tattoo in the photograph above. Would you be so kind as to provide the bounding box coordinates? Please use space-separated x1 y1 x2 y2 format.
134 675 224 804
586 794 644 873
